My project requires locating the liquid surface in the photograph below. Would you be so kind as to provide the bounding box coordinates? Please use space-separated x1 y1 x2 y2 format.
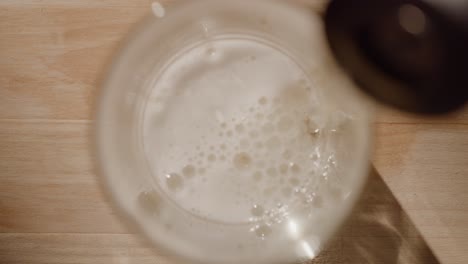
142 37 353 228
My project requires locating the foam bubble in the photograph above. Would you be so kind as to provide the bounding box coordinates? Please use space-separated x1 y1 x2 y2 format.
233 152 252 169
258 97 268 105
165 173 184 192
305 117 321 138
279 164 288 174
254 224 272 239
252 171 263 181
309 151 320 161
207 154 217 162
235 124 245 133
182 165 196 178
206 47 216 56
138 191 160 214
251 204 264 217
289 162 301 173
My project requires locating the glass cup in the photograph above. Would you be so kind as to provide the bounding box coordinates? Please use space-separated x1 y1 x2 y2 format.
96 1 372 263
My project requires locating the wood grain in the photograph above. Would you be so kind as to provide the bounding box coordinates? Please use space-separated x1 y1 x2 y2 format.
0 121 126 234
0 5 149 120
0 233 172 264
1 0 468 264
1 121 467 263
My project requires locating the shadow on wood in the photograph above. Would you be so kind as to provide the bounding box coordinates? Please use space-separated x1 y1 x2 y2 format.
310 167 440 264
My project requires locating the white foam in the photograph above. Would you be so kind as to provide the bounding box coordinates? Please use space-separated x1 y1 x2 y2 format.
143 37 336 223
140 35 367 263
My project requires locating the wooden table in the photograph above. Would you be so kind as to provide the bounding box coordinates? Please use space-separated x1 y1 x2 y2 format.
1 1 467 263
